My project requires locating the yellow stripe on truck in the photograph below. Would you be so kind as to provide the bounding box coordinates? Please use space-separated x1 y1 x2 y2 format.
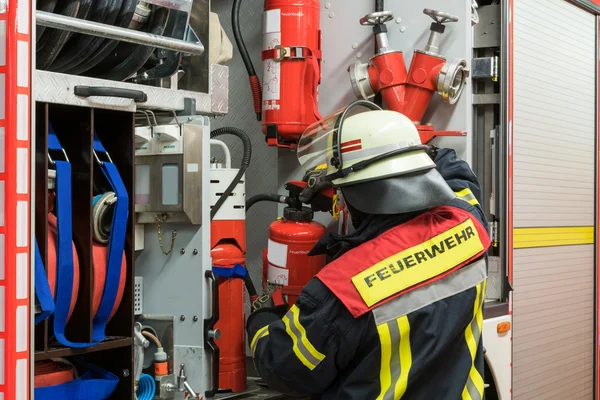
513 226 594 249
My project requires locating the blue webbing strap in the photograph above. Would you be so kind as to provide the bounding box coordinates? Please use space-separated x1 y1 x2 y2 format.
212 264 248 279
91 132 129 341
49 124 99 348
34 363 119 400
34 239 55 325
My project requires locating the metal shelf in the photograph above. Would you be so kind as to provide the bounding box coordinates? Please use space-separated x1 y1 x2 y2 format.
34 337 133 361
34 64 229 115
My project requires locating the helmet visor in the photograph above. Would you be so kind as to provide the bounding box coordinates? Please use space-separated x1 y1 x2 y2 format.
297 101 381 171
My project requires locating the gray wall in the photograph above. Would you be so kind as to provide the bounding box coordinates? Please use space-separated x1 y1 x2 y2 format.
211 0 473 302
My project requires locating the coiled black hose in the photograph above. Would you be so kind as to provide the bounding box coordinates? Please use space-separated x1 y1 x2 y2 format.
245 193 290 212
210 127 252 220
50 0 136 72
232 0 262 121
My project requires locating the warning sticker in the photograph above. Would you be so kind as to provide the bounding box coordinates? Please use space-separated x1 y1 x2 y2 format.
268 263 289 286
262 9 281 106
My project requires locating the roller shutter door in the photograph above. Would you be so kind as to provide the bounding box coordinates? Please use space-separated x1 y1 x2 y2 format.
512 0 596 398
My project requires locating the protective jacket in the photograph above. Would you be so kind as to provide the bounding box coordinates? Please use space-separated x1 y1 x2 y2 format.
246 149 490 400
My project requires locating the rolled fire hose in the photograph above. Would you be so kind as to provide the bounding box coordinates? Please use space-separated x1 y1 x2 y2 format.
46 189 126 324
37 125 128 346
91 192 127 319
34 359 119 398
34 359 76 389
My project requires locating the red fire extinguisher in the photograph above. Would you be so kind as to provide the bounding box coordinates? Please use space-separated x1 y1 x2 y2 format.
247 181 336 308
261 0 322 148
263 208 327 305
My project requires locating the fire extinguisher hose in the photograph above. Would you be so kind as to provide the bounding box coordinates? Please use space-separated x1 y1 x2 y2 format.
232 0 262 121
245 193 290 211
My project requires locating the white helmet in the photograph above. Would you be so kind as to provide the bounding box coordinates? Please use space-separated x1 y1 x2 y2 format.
297 100 454 214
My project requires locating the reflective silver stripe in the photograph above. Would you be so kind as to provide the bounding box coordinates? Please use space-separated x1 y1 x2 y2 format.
373 258 487 326
455 189 479 206
466 377 482 400
384 321 402 400
282 307 325 370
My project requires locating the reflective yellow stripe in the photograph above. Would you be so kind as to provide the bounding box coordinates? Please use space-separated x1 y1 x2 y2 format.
461 281 486 400
514 226 594 249
376 315 412 400
282 305 326 370
290 305 326 363
395 316 412 398
455 188 480 206
376 323 393 400
250 325 270 356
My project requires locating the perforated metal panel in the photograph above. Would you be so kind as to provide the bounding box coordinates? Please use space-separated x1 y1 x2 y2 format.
512 0 596 398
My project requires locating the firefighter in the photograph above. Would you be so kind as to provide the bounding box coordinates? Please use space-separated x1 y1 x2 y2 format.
247 102 490 400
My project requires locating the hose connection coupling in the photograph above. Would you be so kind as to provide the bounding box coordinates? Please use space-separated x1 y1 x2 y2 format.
436 58 469 104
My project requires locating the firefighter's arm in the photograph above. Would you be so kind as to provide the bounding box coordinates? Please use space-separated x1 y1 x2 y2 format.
433 148 487 220
246 280 359 397
433 148 483 203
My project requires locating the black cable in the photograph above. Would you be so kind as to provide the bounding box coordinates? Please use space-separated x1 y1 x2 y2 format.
375 0 384 11
232 0 256 77
232 0 262 121
210 127 252 220
244 274 258 298
245 193 289 211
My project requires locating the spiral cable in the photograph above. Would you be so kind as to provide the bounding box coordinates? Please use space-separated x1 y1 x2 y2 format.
136 374 156 400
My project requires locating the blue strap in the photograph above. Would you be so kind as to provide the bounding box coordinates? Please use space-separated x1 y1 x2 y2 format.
34 364 119 400
34 239 55 325
212 264 247 279
50 125 99 348
91 132 129 341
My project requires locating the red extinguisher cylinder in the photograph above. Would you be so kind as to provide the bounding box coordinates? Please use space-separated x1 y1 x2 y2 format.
262 0 321 145
211 221 247 393
265 217 327 306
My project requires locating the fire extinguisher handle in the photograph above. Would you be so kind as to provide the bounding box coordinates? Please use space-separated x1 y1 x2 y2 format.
204 270 220 398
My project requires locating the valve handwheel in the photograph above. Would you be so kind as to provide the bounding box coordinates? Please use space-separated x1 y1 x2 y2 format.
360 11 394 26
423 9 459 24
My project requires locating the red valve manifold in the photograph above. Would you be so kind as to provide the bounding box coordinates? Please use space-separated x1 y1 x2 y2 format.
361 50 465 144
262 0 322 148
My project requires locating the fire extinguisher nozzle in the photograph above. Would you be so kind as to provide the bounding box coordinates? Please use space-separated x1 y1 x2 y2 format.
256 112 262 121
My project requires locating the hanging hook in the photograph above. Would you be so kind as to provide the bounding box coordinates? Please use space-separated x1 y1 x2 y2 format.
145 110 158 126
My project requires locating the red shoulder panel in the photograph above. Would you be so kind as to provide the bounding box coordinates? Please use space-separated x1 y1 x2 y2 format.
316 206 491 318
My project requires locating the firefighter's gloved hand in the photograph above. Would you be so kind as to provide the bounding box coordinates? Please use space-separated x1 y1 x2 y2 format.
426 145 439 161
299 165 332 204
251 292 288 317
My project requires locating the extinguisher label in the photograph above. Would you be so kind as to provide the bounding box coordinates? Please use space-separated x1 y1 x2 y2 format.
268 263 289 286
263 9 281 108
267 239 288 267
